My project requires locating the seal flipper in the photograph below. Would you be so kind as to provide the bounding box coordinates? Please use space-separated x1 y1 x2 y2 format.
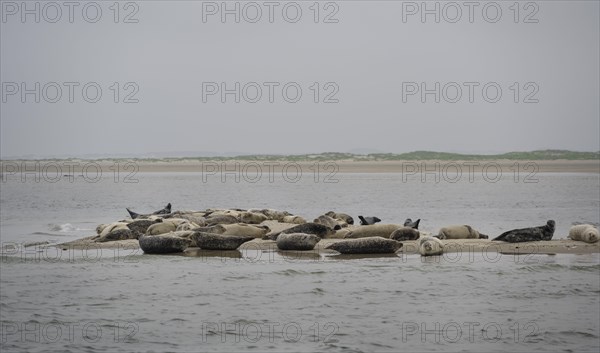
358 216 367 226
127 208 140 219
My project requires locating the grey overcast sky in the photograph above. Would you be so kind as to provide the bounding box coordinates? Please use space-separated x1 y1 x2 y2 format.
1 0 599 158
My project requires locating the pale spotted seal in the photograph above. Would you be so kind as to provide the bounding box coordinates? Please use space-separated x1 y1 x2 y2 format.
276 233 321 251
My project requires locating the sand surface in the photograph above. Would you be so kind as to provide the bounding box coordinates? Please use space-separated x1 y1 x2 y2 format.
54 235 600 255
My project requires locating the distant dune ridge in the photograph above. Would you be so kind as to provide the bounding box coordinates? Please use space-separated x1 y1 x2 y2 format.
1 149 599 162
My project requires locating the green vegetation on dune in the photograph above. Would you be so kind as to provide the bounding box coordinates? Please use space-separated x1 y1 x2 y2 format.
3 150 598 162
158 150 600 162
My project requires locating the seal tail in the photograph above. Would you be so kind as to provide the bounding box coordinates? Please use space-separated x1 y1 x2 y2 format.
413 219 421 229
358 216 366 225
127 208 140 219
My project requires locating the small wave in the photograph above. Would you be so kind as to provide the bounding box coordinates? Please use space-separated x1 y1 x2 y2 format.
273 269 307 276
48 223 77 232
47 223 92 232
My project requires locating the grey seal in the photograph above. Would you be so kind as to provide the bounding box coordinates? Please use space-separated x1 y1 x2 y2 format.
263 223 335 240
437 225 487 239
191 232 254 250
358 216 381 225
138 234 191 254
493 220 555 243
126 203 172 219
95 228 138 242
390 227 420 241
403 218 421 229
325 211 354 225
276 233 321 251
344 224 402 239
325 237 402 254
313 215 342 230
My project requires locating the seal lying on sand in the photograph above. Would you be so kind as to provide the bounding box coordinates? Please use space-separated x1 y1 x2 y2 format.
403 218 421 229
127 219 161 234
127 203 172 219
493 220 555 243
282 215 307 224
419 236 444 256
239 212 269 224
138 234 191 254
390 227 421 241
344 224 402 239
276 233 321 251
206 215 239 226
358 216 381 225
263 223 335 240
325 211 354 225
437 225 487 239
568 224 599 243
313 215 342 230
95 228 138 242
220 223 270 238
326 237 402 254
192 232 254 250
146 222 177 235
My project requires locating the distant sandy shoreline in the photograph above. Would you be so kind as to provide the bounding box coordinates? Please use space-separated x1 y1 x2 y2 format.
2 159 598 173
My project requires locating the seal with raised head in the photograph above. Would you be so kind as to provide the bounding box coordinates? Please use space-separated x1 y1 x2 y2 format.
263 223 335 240
568 224 599 244
276 233 321 251
191 232 254 250
403 218 421 229
344 224 402 239
390 227 420 241
138 234 191 254
358 216 381 225
437 225 486 239
419 236 444 256
127 203 172 219
493 220 555 243
326 237 402 254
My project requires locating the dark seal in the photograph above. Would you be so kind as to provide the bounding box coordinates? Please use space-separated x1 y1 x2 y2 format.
493 220 556 243
326 237 402 254
138 234 190 254
403 218 421 229
358 216 382 225
390 227 420 241
127 203 172 219
192 232 254 250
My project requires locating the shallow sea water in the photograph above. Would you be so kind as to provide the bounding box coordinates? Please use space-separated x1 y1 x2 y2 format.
1 171 599 352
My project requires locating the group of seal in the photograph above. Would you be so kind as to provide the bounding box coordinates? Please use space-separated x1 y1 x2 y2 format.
91 204 598 256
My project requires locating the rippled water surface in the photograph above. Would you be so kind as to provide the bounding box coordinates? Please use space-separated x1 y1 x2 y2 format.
1 172 599 352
